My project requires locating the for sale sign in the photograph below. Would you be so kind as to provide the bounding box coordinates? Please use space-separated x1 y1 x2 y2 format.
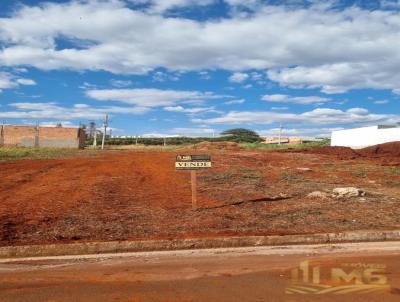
175 154 211 170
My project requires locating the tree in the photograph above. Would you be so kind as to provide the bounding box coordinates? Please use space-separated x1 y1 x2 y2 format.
221 128 261 143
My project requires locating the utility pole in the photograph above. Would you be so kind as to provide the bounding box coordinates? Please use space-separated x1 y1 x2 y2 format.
278 122 283 145
34 121 40 148
163 136 166 147
101 114 109 150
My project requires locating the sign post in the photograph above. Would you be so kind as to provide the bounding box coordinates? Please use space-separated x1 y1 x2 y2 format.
176 154 212 210
191 170 197 209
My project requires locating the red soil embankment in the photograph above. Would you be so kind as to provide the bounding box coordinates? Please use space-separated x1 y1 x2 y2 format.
358 141 400 157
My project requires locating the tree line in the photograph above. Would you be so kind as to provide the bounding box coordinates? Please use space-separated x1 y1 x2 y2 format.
86 128 263 146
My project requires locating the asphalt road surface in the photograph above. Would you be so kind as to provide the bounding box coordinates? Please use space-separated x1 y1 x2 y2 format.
0 241 400 302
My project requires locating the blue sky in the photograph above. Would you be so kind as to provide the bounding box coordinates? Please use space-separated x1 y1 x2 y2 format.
0 0 399 137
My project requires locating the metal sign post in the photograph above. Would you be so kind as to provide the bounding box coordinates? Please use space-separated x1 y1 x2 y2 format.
176 154 212 210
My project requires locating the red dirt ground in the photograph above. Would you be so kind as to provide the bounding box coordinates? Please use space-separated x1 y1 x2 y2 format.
1 144 400 246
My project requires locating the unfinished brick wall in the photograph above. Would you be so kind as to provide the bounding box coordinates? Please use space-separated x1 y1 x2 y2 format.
0 125 85 149
1 126 37 147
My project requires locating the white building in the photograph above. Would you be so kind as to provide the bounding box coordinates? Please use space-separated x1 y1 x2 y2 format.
331 125 400 149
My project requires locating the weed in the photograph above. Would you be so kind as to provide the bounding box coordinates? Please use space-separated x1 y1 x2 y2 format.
240 139 330 150
279 171 301 182
204 172 235 181
239 169 262 179
384 167 400 176
322 163 335 169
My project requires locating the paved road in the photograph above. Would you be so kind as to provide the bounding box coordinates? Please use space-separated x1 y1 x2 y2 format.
0 242 400 302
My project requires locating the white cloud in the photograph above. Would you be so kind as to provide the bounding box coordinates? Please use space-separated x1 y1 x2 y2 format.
271 106 289 110
374 100 389 104
170 127 216 136
267 63 400 94
79 82 98 90
224 0 260 7
199 71 211 80
197 107 399 126
262 94 330 105
0 72 36 92
249 72 266 85
129 0 215 13
163 105 217 114
152 71 179 82
257 127 343 138
86 88 228 107
15 78 36 86
110 79 133 88
224 98 245 104
0 2 400 93
229 72 249 83
262 94 287 102
0 102 149 120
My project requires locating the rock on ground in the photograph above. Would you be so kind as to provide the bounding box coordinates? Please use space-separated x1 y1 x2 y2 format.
332 187 365 198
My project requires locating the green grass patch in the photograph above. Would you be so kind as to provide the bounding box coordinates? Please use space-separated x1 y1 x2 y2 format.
0 147 92 161
384 167 400 176
240 139 330 150
322 162 335 169
239 168 262 179
279 171 302 182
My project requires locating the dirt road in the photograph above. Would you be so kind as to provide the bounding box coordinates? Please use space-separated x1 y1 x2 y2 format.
1 148 400 246
0 241 399 302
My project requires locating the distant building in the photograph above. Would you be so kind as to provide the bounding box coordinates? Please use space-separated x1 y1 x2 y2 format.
331 125 400 148
0 125 86 149
263 137 322 145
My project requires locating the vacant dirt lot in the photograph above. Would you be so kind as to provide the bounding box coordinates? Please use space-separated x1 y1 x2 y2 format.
1 144 400 246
